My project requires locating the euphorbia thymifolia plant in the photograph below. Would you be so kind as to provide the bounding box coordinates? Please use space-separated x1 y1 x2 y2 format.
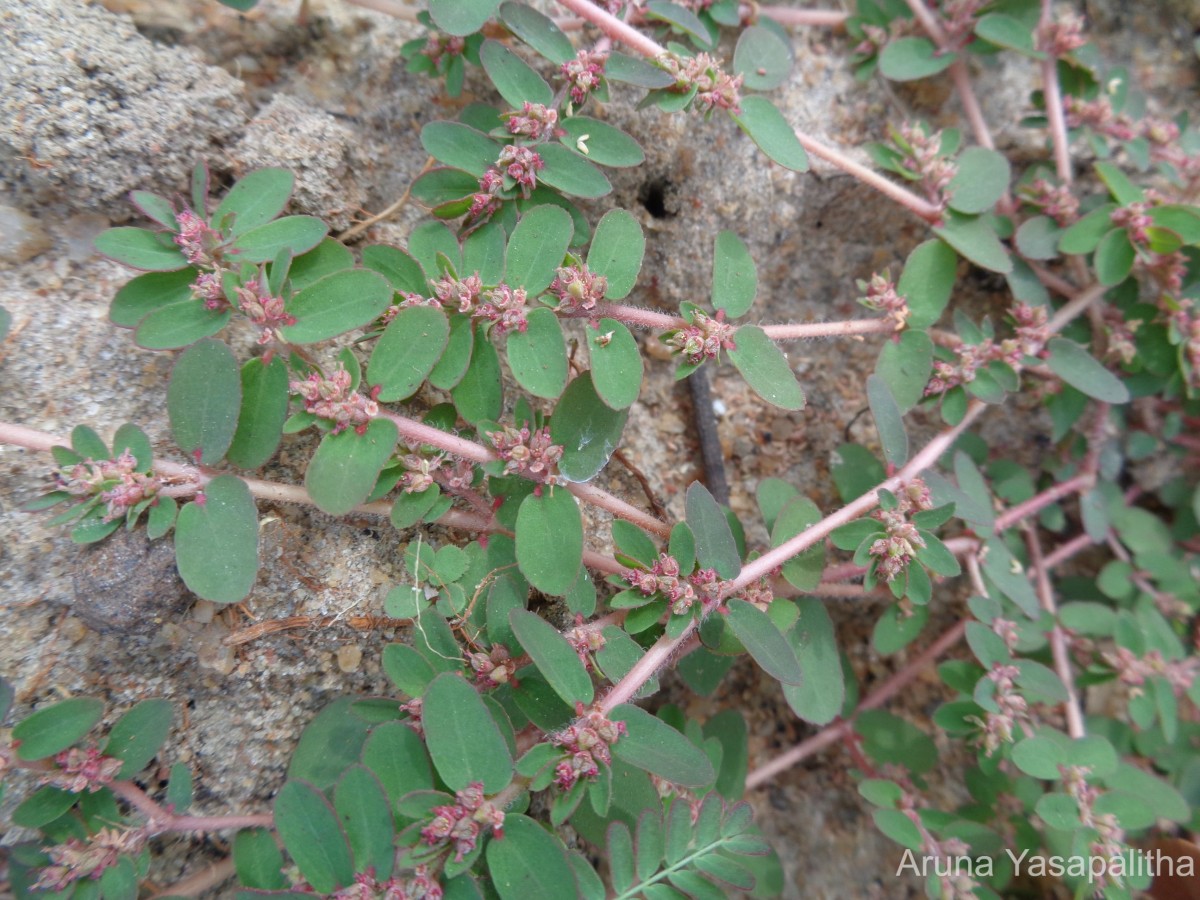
3 0 1200 897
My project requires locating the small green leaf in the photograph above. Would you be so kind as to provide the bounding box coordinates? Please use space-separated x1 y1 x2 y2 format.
175 475 259 603
305 419 399 516
429 0 502 36
727 325 806 411
875 330 933 413
589 319 643 410
168 337 241 465
235 827 288 891
368 305 451 402
13 697 104 761
462 222 507 284
147 495 178 539
362 244 428 294
1093 227 1135 286
488 814 575 900
510 608 594 705
946 148 1010 215
646 0 713 46
587 209 644 300
274 780 355 894
856 709 937 775
13 786 80 829
686 481 741 579
104 699 173 778
421 121 502 177
505 205 573 294
538 142 613 199
227 356 289 469
1011 734 1067 779
516 488 584 596
423 672 514 793
279 269 393 344
361 721 433 807
733 25 792 90
334 765 394 881
110 268 198 327
771 496 824 591
481 39 553 107
550 371 629 482
611 704 715 787
559 117 645 168
429 314 476 391
1059 205 1117 254
112 423 152 472
452 326 504 424
231 216 327 263
934 212 1012 274
782 599 843 724
1015 215 1063 260
711 231 757 319
878 37 955 81
213 168 294 234
867 374 908 466
731 96 808 172
508 307 568 399
1095 162 1145 206
606 51 676 88
974 13 1039 55
725 600 803 686
500 2 574 64
135 301 230 350
131 190 178 229
898 239 957 329
95 227 187 271
1045 338 1130 403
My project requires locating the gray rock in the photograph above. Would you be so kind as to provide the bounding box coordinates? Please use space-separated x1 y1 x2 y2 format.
229 94 366 232
71 528 192 636
0 0 247 213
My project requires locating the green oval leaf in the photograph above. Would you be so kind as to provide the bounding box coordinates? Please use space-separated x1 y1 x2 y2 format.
711 231 757 319
510 608 594 705
508 307 568 399
235 827 288 891
731 96 808 172
362 244 429 295
1093 227 1135 286
610 704 715 787
227 356 289 469
898 239 957 329
875 329 933 413
488 814 575 900
725 599 803 685
933 211 1012 274
421 121 502 177
452 326 504 424
305 418 399 516
587 209 644 300
537 142 613 199
500 2 574 64
506 205 573 295
213 168 294 235
112 423 153 472
733 25 793 90
279 269 393 344
727 325 806 410
974 13 1039 55
878 36 955 81
867 374 908 467
1045 338 1130 403
771 496 824 591
334 765 395 882
1059 204 1118 254
589 319 643 410
481 39 553 107
274 780 355 894
515 488 584 596
230 216 328 263
95 227 187 271
549 371 629 482
559 117 645 168
783 599 843 724
367 305 451 402
104 699 173 778
947 148 1011 214
110 268 198 327
168 337 241 465
423 672 514 793
175 474 259 603
14 697 105 761
429 0 502 36
135 302 231 350
685 481 741 579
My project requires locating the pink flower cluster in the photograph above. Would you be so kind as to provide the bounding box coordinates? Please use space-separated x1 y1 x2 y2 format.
469 644 517 687
867 479 933 583
656 52 743 115
432 274 484 313
560 49 607 107
856 272 910 329
925 303 1049 396
330 868 442 900
627 553 722 616
290 366 379 434
34 828 146 892
1021 178 1080 226
173 209 219 266
235 277 296 344
564 620 607 669
43 746 122 794
398 451 445 494
895 123 956 208
549 264 608 315
420 782 505 863
55 449 162 523
505 102 561 141
1036 11 1086 57
969 664 1029 756
486 425 563 483
665 309 735 365
496 145 544 194
419 33 465 67
553 708 627 791
476 284 530 335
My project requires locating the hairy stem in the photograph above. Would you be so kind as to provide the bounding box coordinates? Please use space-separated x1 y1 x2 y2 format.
1025 527 1085 739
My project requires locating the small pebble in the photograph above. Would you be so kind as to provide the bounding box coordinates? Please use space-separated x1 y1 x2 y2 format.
0 204 53 265
336 644 363 673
